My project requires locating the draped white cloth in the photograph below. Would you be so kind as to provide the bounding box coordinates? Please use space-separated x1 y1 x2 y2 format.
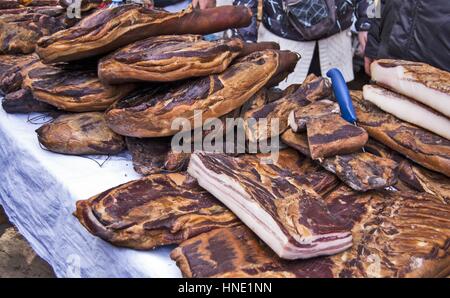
0 107 182 277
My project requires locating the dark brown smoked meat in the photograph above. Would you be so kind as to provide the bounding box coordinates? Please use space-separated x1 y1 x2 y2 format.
171 187 450 278
188 151 353 260
75 172 240 249
36 4 253 63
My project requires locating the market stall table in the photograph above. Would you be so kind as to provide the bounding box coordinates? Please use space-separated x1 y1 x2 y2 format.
0 106 182 277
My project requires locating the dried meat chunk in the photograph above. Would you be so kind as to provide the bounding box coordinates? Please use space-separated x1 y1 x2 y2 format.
36 4 252 63
188 152 352 260
2 88 55 113
26 63 135 111
0 13 65 54
243 75 331 143
75 172 239 249
288 99 339 133
352 90 450 177
306 113 368 159
281 130 399 191
105 50 299 137
371 59 450 117
99 36 280 84
172 189 450 278
36 112 125 155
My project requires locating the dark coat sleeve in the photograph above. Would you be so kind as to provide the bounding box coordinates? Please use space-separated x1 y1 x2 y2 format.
353 0 371 31
365 18 381 58
232 0 258 42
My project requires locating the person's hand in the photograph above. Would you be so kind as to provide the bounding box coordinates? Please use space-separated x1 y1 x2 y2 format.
192 0 216 9
364 56 374 76
358 31 368 55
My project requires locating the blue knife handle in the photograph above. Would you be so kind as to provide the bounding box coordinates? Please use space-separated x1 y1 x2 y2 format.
326 68 357 124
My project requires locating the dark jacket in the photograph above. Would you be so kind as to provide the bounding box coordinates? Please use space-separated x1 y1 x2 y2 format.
233 0 370 42
366 0 450 72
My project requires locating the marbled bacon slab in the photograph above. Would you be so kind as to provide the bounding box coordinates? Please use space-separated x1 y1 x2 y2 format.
281 130 399 191
105 50 299 137
188 151 352 260
75 172 240 249
352 91 450 177
36 112 125 155
36 4 252 63
171 187 450 278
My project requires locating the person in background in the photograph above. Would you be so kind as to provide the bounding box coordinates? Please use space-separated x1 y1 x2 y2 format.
228 0 371 88
364 0 450 74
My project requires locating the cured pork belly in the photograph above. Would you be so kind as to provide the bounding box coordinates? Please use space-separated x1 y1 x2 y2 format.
25 63 135 112
363 85 450 139
371 59 450 117
171 188 450 278
281 130 399 191
352 91 450 177
0 13 65 54
0 5 64 16
288 100 339 133
126 137 189 175
2 88 55 113
105 50 299 137
75 173 239 249
320 154 398 191
36 112 125 155
99 35 279 84
36 4 252 63
188 152 352 260
0 1 21 9
398 160 450 204
0 54 39 94
256 149 340 197
99 35 241 84
306 113 368 159
243 75 331 143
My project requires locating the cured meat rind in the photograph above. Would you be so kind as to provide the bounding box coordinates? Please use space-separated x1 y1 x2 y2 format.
281 130 399 191
26 63 135 111
363 85 450 139
105 50 298 137
188 151 353 260
36 4 253 63
36 112 125 155
99 36 248 84
75 172 239 249
306 113 368 159
352 91 450 177
172 189 450 278
371 59 450 117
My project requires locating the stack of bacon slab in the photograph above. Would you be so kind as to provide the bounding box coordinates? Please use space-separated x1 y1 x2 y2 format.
1 2 449 278
353 90 450 177
280 97 399 192
365 60 450 139
171 187 450 278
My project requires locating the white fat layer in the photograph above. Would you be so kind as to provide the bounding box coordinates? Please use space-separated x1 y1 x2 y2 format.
187 153 352 260
363 85 450 140
372 63 450 117
288 110 298 132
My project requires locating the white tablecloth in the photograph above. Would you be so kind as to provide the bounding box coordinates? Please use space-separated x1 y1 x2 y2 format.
0 106 182 277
